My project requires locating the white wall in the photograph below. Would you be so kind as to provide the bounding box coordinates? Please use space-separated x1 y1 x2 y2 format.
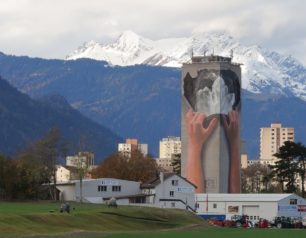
75 178 141 203
155 174 195 210
57 184 75 201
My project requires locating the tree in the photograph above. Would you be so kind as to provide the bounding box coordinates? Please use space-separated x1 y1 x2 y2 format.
171 153 181 174
293 142 306 197
269 141 300 193
241 163 272 193
91 150 158 182
17 128 66 200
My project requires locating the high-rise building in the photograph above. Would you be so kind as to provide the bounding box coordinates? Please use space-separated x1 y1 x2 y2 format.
260 123 294 165
157 136 181 171
159 136 181 158
181 54 241 193
118 138 148 157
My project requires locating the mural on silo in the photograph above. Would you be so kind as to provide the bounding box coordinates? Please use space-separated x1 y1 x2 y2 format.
182 67 241 193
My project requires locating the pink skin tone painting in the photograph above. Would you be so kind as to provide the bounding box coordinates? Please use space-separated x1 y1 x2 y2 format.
185 109 240 193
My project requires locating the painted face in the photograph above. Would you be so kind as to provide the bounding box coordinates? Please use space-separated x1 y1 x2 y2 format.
195 76 235 116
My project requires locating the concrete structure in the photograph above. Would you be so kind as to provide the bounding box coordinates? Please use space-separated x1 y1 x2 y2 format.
118 138 148 157
56 173 196 211
66 152 95 169
196 193 306 222
181 55 241 193
260 123 294 165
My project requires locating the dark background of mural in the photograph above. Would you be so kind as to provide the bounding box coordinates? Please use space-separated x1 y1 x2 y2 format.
184 69 240 112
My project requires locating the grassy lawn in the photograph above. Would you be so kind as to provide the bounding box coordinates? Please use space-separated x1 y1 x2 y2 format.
0 202 305 238
0 201 204 237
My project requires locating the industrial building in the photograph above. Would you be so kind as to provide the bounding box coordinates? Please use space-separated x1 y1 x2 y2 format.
196 193 306 222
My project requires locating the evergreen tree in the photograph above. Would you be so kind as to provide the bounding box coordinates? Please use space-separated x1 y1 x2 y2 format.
269 141 299 193
171 153 181 175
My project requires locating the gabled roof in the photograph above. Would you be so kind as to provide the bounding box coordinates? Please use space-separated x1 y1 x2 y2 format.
141 173 197 189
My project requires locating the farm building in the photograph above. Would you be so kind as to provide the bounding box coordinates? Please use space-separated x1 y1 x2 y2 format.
196 193 306 222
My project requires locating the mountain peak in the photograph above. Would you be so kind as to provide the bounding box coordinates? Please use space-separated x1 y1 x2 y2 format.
118 30 141 42
65 31 306 101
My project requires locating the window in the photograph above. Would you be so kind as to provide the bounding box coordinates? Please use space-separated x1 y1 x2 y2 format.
172 180 178 186
98 185 107 192
171 202 175 208
112 186 121 192
290 199 297 205
170 191 174 197
213 203 217 209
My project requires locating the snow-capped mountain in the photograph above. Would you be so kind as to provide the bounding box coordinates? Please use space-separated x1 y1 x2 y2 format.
66 30 306 101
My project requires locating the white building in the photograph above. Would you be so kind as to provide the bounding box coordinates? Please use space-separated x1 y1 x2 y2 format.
118 138 148 157
260 123 294 164
141 173 196 211
56 173 196 211
196 193 306 222
56 165 71 183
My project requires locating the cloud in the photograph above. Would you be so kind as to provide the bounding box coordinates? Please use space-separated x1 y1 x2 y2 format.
0 0 305 65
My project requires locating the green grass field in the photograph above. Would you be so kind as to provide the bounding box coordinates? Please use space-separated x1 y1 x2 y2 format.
0 202 305 238
0 201 203 237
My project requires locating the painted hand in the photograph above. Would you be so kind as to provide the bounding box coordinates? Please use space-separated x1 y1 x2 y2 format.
223 110 239 145
185 109 218 147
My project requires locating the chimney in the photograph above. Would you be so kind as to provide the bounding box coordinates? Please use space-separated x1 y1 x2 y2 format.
159 171 164 184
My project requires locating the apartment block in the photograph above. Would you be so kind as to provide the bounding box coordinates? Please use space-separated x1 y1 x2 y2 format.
260 123 294 165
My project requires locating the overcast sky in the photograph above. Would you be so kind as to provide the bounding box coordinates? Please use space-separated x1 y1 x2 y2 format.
1 0 306 65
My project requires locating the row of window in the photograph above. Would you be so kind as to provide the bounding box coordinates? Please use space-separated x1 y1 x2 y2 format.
97 185 121 192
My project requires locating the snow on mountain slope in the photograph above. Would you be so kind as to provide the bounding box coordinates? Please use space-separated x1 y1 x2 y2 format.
66 31 306 101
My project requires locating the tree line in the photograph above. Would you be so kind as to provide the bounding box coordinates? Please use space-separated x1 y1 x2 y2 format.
0 128 159 200
242 141 306 197
0 128 64 200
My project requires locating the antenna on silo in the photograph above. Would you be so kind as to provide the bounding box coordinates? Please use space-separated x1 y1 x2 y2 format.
190 48 194 59
230 49 234 58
